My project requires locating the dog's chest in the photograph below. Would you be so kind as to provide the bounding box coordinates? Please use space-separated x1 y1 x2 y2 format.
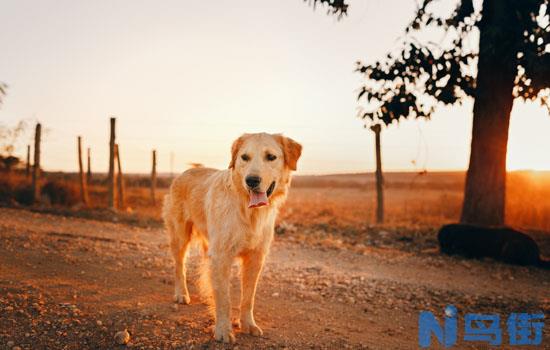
242 210 275 249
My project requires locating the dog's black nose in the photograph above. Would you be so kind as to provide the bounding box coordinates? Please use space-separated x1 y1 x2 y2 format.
245 175 261 189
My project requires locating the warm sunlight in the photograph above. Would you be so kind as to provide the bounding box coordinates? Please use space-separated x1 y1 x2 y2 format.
1 1 550 349
507 101 550 171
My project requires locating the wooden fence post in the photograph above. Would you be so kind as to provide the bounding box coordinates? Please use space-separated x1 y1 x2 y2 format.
108 117 116 209
26 145 31 177
370 124 384 224
87 147 92 185
115 144 125 209
32 123 42 203
151 150 157 205
77 136 90 206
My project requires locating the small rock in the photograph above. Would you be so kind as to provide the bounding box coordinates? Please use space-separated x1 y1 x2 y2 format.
271 292 280 297
305 266 322 274
96 320 103 326
114 329 131 345
6 341 14 347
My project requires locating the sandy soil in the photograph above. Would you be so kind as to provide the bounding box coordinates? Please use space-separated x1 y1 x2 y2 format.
0 207 548 349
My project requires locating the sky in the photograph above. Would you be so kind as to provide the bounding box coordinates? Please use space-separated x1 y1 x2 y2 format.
1 0 549 175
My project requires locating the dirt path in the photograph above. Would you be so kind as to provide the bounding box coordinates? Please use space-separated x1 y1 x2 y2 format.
0 208 548 349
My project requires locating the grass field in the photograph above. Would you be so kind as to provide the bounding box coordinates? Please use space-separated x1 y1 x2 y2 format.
114 170 550 233
3 170 550 233
286 171 550 231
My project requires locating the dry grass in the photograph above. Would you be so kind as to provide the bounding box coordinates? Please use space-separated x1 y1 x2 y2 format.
282 171 550 232
2 170 549 233
279 187 462 228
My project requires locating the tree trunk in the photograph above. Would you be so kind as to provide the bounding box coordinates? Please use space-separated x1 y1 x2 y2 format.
460 0 521 226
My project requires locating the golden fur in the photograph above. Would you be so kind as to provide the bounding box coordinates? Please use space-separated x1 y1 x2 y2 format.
162 132 302 343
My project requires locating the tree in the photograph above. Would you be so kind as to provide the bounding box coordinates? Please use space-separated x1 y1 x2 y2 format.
0 156 19 172
307 0 550 226
0 120 27 172
0 83 19 172
0 82 6 106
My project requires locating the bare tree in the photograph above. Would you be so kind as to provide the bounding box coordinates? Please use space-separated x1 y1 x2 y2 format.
0 82 6 106
0 120 27 172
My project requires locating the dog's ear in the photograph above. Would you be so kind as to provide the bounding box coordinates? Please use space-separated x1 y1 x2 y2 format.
277 135 302 171
229 135 246 169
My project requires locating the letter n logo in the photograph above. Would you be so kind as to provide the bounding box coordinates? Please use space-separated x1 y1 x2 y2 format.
419 305 458 348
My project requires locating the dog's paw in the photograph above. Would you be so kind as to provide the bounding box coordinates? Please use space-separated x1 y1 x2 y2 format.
214 327 236 343
241 322 263 336
173 293 190 305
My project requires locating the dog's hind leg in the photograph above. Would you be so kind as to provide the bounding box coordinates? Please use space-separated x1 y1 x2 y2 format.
169 220 193 305
239 250 265 336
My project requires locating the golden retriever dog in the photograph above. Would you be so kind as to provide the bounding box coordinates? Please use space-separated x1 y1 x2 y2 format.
162 132 302 343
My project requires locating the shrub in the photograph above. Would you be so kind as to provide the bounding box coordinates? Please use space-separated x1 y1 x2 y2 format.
14 184 34 205
0 174 33 205
0 175 14 204
41 180 79 206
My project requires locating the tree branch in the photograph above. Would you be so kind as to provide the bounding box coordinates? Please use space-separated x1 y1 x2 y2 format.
304 0 348 19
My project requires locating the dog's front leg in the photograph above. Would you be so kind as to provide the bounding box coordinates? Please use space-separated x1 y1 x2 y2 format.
240 250 265 336
209 254 235 343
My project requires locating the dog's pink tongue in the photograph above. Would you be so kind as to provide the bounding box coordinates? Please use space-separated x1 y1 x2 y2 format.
248 191 268 208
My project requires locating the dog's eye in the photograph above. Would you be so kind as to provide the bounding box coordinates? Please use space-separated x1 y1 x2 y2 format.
266 154 277 161
241 154 250 161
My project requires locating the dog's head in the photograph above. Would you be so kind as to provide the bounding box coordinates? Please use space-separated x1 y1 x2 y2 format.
229 133 302 208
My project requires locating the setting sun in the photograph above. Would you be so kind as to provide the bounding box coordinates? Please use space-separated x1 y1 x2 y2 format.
507 101 550 171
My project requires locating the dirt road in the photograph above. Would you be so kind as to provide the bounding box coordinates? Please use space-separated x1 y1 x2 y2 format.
0 208 548 349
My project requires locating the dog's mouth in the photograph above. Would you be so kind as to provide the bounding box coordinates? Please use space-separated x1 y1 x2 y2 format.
266 181 275 197
248 181 276 209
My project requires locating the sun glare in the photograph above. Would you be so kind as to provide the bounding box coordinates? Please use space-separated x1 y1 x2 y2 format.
506 102 550 171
